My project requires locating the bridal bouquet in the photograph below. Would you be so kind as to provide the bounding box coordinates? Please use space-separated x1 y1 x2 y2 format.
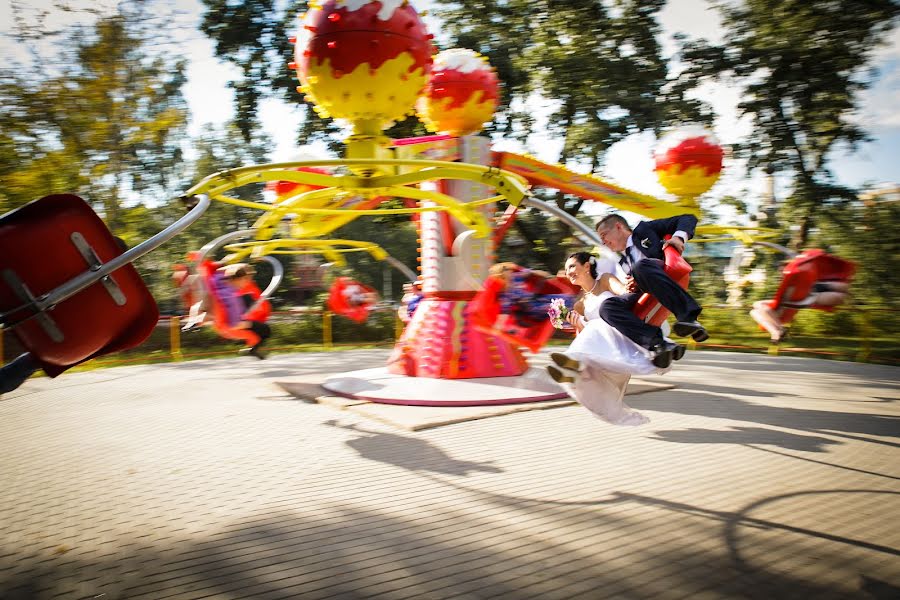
547 297 570 329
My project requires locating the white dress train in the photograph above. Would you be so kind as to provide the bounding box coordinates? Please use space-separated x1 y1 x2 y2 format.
561 281 667 426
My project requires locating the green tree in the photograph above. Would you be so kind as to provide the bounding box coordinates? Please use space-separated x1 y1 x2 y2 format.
0 7 189 234
434 0 711 265
677 0 899 248
437 0 709 164
814 187 900 308
199 0 293 143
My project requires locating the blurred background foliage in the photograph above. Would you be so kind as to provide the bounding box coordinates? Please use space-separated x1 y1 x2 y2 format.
1 0 897 354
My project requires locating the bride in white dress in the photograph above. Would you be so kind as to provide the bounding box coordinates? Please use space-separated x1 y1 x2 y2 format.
548 251 667 425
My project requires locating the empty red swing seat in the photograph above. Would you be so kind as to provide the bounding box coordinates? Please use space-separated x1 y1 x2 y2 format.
327 277 377 323
0 194 159 377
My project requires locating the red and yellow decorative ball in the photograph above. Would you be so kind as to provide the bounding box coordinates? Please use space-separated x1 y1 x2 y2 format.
292 0 434 126
417 48 499 136
654 126 724 198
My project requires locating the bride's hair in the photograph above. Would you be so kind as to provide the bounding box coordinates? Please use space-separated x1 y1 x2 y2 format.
568 251 598 279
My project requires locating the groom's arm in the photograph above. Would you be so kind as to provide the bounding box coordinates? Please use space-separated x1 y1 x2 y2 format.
649 214 698 253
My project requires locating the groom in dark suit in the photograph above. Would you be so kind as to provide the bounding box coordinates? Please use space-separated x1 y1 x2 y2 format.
595 213 708 368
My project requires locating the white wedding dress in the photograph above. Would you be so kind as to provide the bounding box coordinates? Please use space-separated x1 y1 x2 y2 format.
560 268 667 426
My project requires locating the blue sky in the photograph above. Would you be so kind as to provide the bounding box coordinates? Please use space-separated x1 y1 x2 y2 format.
3 0 898 218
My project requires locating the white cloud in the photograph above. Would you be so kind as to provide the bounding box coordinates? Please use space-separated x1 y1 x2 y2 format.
183 45 241 136
658 0 725 55
856 68 900 130
873 24 900 61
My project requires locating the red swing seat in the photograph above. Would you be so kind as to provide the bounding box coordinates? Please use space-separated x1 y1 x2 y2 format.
471 247 690 354
492 276 579 353
0 194 158 376
632 244 693 326
767 249 855 325
327 277 378 323
470 270 579 354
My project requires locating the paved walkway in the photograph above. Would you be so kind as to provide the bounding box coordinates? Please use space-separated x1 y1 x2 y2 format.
1 348 898 599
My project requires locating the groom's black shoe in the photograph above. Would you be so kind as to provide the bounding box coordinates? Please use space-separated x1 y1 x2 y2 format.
673 320 709 342
240 344 268 360
650 340 678 369
673 344 686 361
550 352 580 371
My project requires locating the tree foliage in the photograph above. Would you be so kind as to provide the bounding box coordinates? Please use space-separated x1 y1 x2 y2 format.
813 189 900 308
433 0 712 269
199 0 296 143
0 7 189 233
677 0 899 247
435 0 710 162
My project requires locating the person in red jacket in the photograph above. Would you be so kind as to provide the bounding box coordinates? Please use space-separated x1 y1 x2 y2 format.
223 263 272 359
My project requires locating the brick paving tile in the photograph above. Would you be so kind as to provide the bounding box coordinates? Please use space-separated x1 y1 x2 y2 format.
1 349 898 600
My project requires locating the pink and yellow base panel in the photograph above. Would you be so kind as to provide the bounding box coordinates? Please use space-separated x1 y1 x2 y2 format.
388 298 528 378
293 0 434 125
654 127 724 199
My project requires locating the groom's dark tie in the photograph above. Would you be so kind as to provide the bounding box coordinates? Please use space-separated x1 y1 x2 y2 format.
619 251 633 275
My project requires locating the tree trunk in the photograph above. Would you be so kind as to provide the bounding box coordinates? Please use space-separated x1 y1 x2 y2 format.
791 214 812 250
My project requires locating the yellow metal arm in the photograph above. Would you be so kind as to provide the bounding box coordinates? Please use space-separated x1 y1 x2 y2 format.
222 238 390 262
693 224 781 244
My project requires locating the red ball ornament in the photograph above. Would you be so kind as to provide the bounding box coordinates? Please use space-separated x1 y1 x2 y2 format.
654 126 724 198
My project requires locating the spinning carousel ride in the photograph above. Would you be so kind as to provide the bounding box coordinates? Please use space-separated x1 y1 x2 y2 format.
1 0 784 402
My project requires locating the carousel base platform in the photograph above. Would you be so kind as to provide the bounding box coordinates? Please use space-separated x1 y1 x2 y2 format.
321 367 570 407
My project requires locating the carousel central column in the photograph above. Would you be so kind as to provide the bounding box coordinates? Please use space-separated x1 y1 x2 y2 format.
388 49 528 379
389 136 527 379
292 2 526 380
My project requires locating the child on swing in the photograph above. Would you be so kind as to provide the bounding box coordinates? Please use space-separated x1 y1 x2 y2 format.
222 263 272 359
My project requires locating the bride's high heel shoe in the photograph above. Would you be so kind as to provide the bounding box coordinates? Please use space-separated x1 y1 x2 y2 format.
547 365 576 384
550 352 580 371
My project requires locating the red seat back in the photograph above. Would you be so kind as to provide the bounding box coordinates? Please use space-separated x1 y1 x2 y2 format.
632 244 692 326
769 249 856 324
468 271 577 354
0 195 158 376
327 276 377 323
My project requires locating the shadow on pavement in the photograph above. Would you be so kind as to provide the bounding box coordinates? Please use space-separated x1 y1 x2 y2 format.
325 419 503 476
683 354 900 389
632 387 900 449
650 426 840 452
